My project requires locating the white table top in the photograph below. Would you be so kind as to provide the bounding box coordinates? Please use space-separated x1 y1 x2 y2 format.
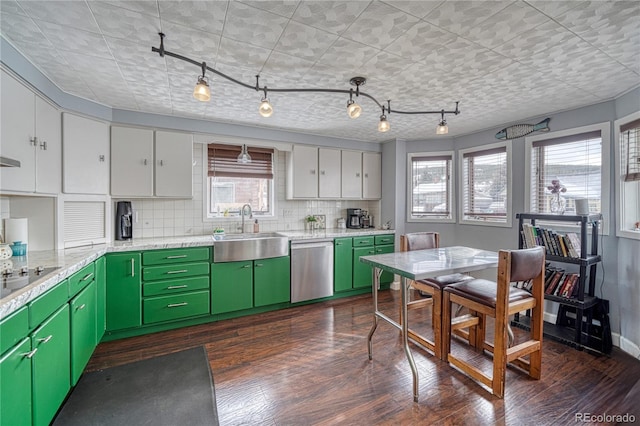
360 246 499 280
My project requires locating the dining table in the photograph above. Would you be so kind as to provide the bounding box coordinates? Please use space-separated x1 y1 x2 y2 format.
360 245 499 402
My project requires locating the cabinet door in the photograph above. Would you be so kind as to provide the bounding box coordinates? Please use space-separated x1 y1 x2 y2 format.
0 70 36 192
334 238 353 292
110 126 154 197
62 113 109 194
105 253 142 331
254 256 290 307
353 246 376 289
154 130 193 197
70 281 97 385
318 148 341 198
0 338 32 426
31 304 70 426
289 145 318 198
375 244 394 285
362 152 381 199
341 150 362 199
34 96 61 194
95 256 106 343
211 261 253 314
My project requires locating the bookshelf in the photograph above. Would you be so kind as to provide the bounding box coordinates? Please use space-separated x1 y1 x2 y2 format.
514 212 605 351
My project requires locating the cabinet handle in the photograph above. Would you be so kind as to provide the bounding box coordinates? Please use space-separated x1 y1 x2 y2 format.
320 170 325 175
166 269 188 274
255 263 263 267
40 140 47 150
242 264 251 268
99 154 105 162
77 304 86 311
38 335 53 344
143 159 148 165
336 242 342 246
311 169 316 175
167 285 188 290
167 302 188 308
81 272 94 282
30 136 38 146
23 348 38 359
365 173 368 178
166 255 187 259
159 160 164 166
356 173 360 177
369 250 375 254
131 258 135 277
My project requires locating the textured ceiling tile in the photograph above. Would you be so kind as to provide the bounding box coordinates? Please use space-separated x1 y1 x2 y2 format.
273 20 338 61
160 21 221 61
424 1 512 36
18 0 100 33
342 1 420 50
105 36 165 69
118 61 169 88
291 1 369 35
89 1 161 45
0 11 50 46
216 36 271 69
260 50 316 80
554 1 639 36
100 1 160 17
164 55 197 75
34 20 112 59
242 0 300 18
158 1 227 35
60 51 123 83
299 63 356 88
523 1 582 19
316 37 380 70
0 0 26 16
493 20 576 61
423 37 513 78
222 1 289 50
381 0 441 19
384 21 457 62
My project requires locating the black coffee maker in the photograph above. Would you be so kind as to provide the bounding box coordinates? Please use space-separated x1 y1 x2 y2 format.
115 201 133 240
347 208 363 229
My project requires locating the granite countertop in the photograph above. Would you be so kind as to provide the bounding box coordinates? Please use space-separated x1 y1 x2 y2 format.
0 228 395 320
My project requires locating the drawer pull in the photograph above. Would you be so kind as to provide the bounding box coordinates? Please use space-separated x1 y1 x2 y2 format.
166 255 187 259
242 264 251 269
131 258 135 277
81 272 94 282
23 348 38 359
369 250 375 254
77 304 86 311
166 269 188 274
167 285 188 290
38 335 53 344
167 302 188 308
255 263 263 267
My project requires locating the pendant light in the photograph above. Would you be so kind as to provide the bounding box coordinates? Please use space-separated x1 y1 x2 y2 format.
193 62 211 102
378 105 390 133
237 144 252 164
259 87 273 117
436 110 448 135
346 88 362 119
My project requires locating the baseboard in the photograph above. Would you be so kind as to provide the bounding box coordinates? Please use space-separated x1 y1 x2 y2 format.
617 334 640 359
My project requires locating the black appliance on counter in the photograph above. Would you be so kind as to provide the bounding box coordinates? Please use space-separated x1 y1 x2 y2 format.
347 208 363 229
115 201 133 240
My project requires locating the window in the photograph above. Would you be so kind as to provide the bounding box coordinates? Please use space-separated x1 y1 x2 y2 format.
206 144 274 218
459 141 511 226
615 112 640 239
407 151 454 222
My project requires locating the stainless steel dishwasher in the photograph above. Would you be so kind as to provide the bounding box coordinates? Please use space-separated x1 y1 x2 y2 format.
290 239 334 303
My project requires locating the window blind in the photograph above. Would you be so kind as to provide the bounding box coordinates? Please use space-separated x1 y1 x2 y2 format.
463 146 507 221
530 131 602 214
207 144 274 179
621 118 640 182
410 154 451 218
64 201 106 247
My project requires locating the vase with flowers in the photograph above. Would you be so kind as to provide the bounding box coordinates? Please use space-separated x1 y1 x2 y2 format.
547 179 567 214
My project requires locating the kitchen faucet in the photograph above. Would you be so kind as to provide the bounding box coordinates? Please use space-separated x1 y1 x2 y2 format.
240 204 252 233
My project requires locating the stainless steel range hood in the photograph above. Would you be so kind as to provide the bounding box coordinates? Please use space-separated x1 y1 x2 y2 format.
0 156 21 167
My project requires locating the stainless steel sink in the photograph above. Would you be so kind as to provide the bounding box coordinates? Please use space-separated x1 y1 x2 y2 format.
212 232 289 262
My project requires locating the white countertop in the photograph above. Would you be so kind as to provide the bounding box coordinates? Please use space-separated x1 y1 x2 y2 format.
0 228 395 320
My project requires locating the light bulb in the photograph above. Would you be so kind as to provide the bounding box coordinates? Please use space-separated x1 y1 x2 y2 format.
436 119 448 135
193 76 210 102
237 144 252 164
346 100 362 119
378 115 390 132
259 98 273 117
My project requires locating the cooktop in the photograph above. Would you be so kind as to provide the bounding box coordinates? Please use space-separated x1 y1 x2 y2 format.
1 266 60 298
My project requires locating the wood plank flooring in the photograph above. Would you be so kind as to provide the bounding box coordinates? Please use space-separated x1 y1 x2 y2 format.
87 290 640 425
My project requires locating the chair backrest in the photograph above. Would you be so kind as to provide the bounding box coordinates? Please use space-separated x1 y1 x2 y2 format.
400 232 439 252
508 247 545 282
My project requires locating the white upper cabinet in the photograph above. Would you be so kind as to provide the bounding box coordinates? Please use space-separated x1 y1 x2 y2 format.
62 113 109 194
287 145 318 199
1 70 61 194
110 126 154 197
341 150 362 199
318 148 341 198
362 152 381 199
154 130 193 197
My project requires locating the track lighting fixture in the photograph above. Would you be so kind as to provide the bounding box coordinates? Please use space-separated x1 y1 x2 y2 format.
436 109 448 135
153 33 461 134
193 61 211 102
237 144 252 164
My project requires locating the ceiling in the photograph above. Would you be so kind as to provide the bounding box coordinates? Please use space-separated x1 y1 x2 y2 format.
1 1 638 143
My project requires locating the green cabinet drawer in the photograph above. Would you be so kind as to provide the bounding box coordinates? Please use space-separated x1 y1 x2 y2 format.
68 263 95 298
143 290 210 324
374 234 394 245
0 307 28 355
142 262 210 282
143 276 210 297
142 248 211 266
353 236 374 247
0 337 32 426
28 279 69 329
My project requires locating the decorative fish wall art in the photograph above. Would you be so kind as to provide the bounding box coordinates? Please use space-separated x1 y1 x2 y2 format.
495 117 551 140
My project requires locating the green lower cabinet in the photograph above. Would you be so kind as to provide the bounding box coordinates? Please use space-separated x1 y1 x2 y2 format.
353 246 377 289
0 337 32 426
334 238 353 292
31 304 70 426
254 256 290 307
375 244 395 285
70 281 97 386
105 252 142 331
211 261 253 314
95 256 106 343
143 290 210 324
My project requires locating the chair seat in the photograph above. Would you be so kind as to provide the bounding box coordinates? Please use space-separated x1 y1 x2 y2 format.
419 273 474 290
444 279 532 308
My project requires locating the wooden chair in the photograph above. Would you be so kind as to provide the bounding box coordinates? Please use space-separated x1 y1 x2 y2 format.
442 246 545 398
399 232 473 359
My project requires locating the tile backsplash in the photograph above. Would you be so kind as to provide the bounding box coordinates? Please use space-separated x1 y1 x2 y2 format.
118 145 380 239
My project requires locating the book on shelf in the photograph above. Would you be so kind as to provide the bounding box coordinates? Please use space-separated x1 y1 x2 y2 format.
545 269 564 295
521 223 581 259
565 232 582 257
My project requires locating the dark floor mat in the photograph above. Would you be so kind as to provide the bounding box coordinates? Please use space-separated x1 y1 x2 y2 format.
53 346 218 426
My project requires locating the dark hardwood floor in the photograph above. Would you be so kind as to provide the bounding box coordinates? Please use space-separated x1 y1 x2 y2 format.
87 290 640 425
